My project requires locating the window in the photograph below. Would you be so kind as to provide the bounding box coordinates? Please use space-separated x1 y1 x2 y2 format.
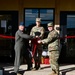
24 8 54 33
67 15 75 28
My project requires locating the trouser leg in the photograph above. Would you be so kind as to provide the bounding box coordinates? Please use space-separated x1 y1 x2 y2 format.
25 56 32 69
34 56 38 68
34 50 42 69
49 50 59 74
33 49 37 68
33 46 42 69
23 49 32 70
36 54 41 69
37 48 42 69
14 49 21 73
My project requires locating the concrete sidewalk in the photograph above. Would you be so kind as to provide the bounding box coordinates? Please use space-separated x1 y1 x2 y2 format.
60 64 75 75
4 64 75 75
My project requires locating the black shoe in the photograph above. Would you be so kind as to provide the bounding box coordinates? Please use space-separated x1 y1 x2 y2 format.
14 73 17 75
36 66 41 70
31 68 36 71
10 72 17 75
17 73 22 75
27 67 33 71
27 68 31 71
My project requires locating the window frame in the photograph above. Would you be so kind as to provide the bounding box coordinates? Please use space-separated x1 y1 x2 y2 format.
24 8 55 31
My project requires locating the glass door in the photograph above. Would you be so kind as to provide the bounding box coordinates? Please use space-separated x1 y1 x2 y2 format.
0 11 18 62
66 15 75 58
60 12 75 63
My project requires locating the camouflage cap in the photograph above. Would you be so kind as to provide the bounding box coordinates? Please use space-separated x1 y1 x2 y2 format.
36 18 41 22
47 22 53 27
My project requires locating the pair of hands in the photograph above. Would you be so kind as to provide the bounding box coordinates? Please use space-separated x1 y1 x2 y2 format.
38 40 45 44
35 36 42 44
38 40 42 44
36 36 45 44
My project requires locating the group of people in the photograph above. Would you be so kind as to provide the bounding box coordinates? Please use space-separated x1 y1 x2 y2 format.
13 18 60 75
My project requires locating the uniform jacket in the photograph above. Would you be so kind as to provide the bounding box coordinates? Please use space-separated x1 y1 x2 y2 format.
30 26 45 39
14 30 33 50
42 30 59 51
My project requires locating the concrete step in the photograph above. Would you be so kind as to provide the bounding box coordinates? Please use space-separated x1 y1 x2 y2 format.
66 70 75 75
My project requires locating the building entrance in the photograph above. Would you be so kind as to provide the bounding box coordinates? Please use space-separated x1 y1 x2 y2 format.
0 11 18 62
59 11 75 63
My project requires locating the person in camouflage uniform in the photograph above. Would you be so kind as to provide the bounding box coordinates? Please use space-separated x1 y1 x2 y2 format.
30 18 45 70
38 22 59 75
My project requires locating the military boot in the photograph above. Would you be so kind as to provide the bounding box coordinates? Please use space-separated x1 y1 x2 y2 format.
53 73 59 75
49 71 56 75
54 71 59 75
17 72 23 75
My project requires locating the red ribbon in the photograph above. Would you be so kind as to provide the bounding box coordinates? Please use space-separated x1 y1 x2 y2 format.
0 34 75 39
0 34 15 39
31 38 40 57
59 36 75 39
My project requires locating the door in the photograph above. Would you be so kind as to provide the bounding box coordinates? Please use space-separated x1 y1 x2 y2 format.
0 11 18 62
59 11 75 63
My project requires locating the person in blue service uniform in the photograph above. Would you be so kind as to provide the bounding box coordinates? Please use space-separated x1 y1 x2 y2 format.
14 22 34 75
